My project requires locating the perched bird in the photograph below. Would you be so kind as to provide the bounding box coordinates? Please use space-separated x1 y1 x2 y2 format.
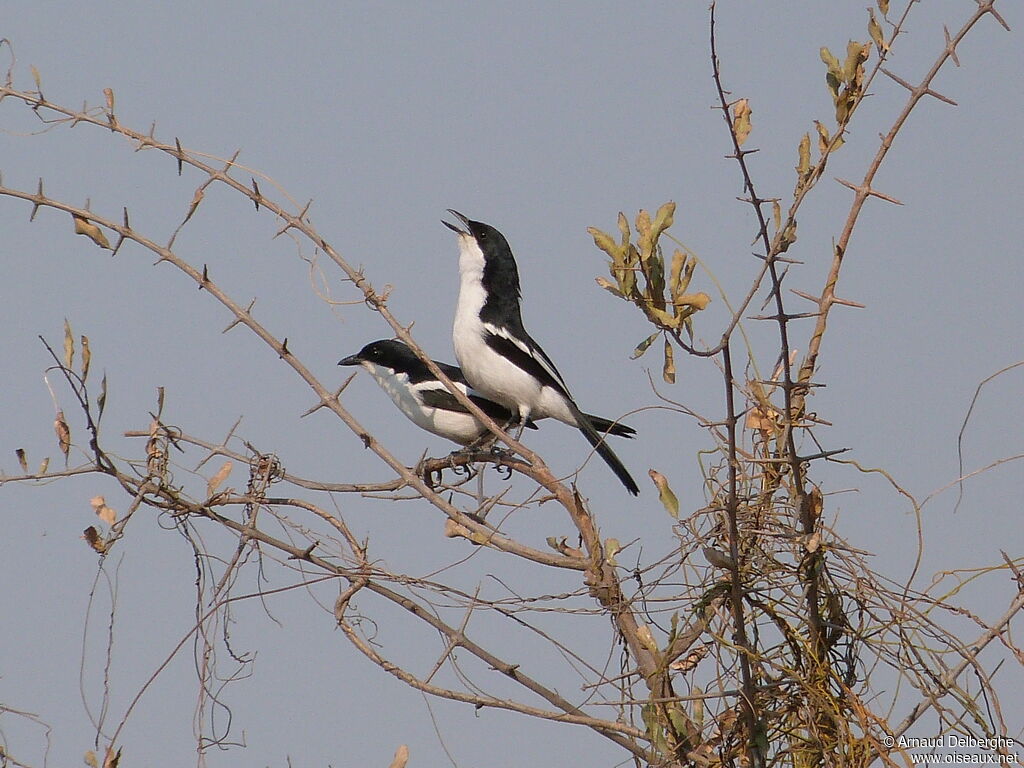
444 210 641 495
340 339 636 447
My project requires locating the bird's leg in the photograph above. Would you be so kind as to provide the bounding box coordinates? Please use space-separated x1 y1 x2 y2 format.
510 407 530 442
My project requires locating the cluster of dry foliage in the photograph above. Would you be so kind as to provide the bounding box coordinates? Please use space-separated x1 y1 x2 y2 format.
1 3 1020 767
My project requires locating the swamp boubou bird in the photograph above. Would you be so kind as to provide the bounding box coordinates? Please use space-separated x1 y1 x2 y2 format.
339 339 636 447
443 210 641 495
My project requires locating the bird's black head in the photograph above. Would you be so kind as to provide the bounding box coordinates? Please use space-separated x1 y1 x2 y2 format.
338 339 418 373
444 210 514 261
444 210 522 313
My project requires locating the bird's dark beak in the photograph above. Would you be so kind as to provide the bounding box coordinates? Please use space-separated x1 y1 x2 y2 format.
338 353 362 367
443 209 470 235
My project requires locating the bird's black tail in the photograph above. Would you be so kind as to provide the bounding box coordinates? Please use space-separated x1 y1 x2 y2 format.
572 406 640 496
581 412 636 439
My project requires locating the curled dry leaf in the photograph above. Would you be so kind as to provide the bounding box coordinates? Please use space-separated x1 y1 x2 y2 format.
670 644 709 674
72 215 111 249
388 745 410 768
90 495 117 526
648 469 679 518
83 526 107 555
54 410 71 459
207 460 234 496
731 98 752 146
16 448 28 473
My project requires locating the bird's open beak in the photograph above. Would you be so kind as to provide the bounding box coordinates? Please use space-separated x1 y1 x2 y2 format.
442 209 470 235
338 353 362 367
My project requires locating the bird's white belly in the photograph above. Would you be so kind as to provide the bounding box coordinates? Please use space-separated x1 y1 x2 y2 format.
373 368 483 444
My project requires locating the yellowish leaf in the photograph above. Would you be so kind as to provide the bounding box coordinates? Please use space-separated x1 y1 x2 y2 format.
668 249 685 297
648 469 679 518
30 64 42 91
38 457 50 474
877 0 889 15
651 201 676 240
814 121 830 157
63 318 74 368
868 9 888 53
55 410 71 460
745 405 776 432
796 133 811 183
731 98 752 146
674 292 710 311
631 332 659 360
72 215 111 249
595 275 624 299
605 537 621 567
772 201 782 233
81 335 91 379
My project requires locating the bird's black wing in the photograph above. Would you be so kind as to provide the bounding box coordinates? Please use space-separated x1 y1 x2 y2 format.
418 385 538 430
482 324 572 401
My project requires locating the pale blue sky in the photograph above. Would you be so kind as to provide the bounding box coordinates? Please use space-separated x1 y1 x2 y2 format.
1 2 1021 766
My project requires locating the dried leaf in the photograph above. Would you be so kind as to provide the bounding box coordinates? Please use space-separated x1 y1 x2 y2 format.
648 469 679 518
796 133 811 184
103 87 115 112
38 457 50 474
207 460 233 496
605 537 621 567
104 746 122 768
668 249 685 298
72 215 111 249
745 405 776 432
595 276 624 299
631 332 659 360
83 526 106 554
772 201 782 233
868 9 888 53
674 292 711 311
670 645 709 673
54 410 71 460
97 373 108 421
16 448 28 473
731 98 752 146
844 40 869 84
877 0 889 15
84 750 100 768
588 226 619 258
662 338 675 384
30 64 42 91
63 318 74 368
388 745 410 768
91 495 117 526
650 201 676 241
184 187 205 223
814 121 830 157
81 335 91 380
